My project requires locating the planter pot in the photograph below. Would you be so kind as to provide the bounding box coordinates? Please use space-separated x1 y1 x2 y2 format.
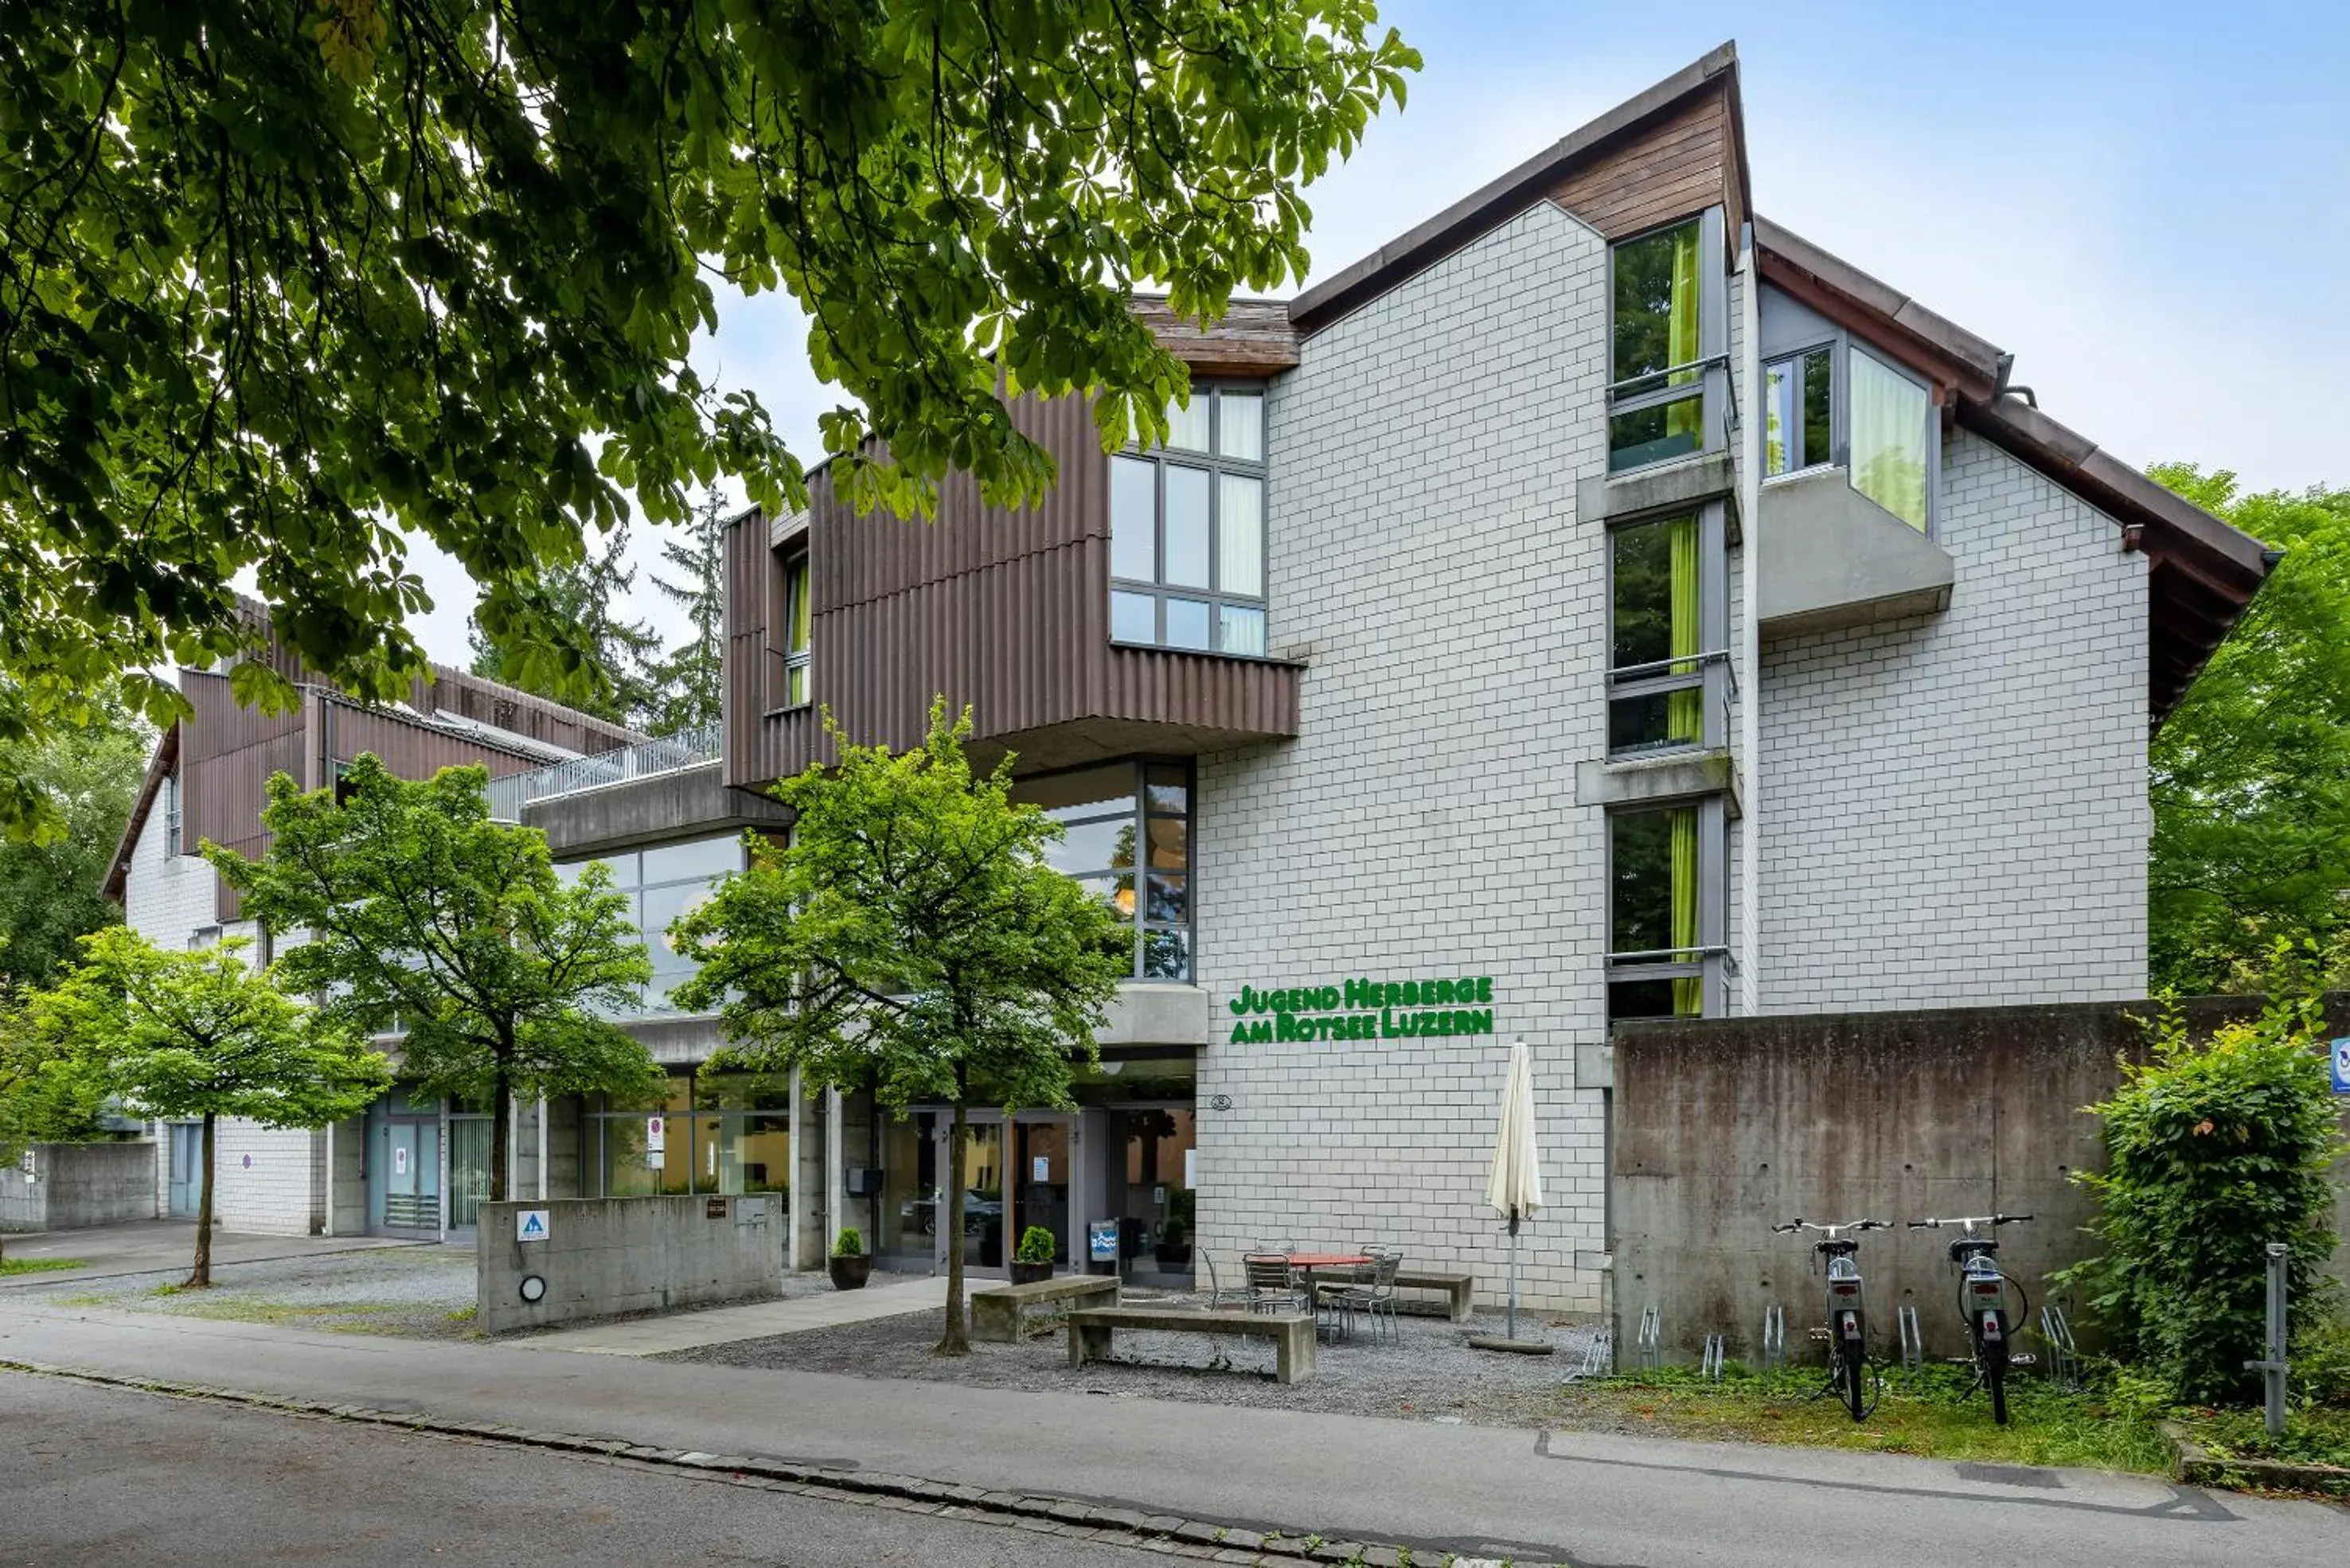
1009 1261 1054 1286
828 1254 872 1290
1154 1244 1193 1270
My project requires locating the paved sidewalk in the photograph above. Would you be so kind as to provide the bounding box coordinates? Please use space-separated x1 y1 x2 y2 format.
0 1219 420 1289
1 1302 2340 1567
517 1273 948 1355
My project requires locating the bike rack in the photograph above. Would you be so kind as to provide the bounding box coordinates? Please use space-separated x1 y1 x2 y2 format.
1761 1304 1786 1375
1896 1304 1924 1372
2039 1303 2082 1391
1701 1333 1727 1380
1635 1305 1662 1375
1565 1328 1613 1382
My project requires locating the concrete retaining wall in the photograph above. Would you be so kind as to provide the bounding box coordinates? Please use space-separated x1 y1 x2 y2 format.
0 1141 158 1232
476 1195 783 1334
1612 997 2350 1363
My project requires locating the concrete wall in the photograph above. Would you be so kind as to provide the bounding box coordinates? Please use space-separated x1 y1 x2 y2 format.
1194 201 1618 1315
476 1194 783 1334
1 1142 158 1231
1756 428 2149 1012
523 761 790 859
1611 997 2350 1363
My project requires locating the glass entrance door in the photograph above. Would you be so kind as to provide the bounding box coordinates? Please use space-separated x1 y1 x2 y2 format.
955 1121 1005 1273
447 1116 492 1231
377 1119 441 1235
1013 1118 1072 1267
166 1125 201 1216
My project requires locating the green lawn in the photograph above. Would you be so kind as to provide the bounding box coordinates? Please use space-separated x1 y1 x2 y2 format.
0 1256 84 1277
1546 1365 2177 1474
2182 1406 2350 1471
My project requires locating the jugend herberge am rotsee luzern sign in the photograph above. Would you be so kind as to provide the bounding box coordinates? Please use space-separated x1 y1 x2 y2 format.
1227 977 1496 1044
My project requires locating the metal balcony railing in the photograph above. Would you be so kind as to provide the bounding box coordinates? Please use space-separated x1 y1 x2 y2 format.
484 722 722 821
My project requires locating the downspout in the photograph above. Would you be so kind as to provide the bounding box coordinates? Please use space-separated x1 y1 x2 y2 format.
1735 221 1763 1012
536 1095 549 1202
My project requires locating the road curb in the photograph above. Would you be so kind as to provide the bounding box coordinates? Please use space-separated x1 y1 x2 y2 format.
0 1355 1563 1568
2161 1419 2350 1500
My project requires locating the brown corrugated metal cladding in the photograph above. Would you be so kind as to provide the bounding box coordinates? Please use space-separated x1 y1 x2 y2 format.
723 392 1298 790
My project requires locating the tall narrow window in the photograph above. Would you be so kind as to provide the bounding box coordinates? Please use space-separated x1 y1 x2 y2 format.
1848 346 1930 530
1013 760 1193 981
1607 804 1708 1021
781 549 812 707
1609 219 1706 471
1762 348 1833 477
162 770 182 858
1608 507 1727 757
1112 385 1267 653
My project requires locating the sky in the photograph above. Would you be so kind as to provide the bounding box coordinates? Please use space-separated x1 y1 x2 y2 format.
404 1 2350 666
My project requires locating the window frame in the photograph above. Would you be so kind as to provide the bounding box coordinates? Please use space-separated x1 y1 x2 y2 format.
1602 795 1731 1022
162 770 182 859
1110 383 1269 657
779 546 812 710
1758 325 1942 538
1012 756 1194 984
1604 501 1733 757
1761 343 1837 479
1605 208 1730 474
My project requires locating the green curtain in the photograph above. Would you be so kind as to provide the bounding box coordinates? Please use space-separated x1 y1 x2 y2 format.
1669 807 1700 1016
1663 224 1703 448
1665 517 1700 744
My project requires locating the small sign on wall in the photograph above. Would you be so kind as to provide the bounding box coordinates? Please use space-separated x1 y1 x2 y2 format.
517 1208 550 1242
1088 1219 1119 1263
19 1149 36 1182
646 1115 666 1152
2332 1037 2350 1095
1032 1155 1051 1183
392 1146 408 1177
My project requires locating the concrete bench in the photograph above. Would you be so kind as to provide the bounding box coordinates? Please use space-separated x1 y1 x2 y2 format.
970 1274 1119 1343
1067 1305 1317 1384
1391 1270 1476 1322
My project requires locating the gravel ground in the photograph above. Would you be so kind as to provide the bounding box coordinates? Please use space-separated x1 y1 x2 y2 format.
9 1247 923 1341
663 1289 1606 1426
6 1246 486 1339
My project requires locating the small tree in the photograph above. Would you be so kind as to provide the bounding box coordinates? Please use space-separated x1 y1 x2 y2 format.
30 929 389 1285
0 980 108 1267
209 755 660 1202
673 703 1130 1354
2060 950 2346 1402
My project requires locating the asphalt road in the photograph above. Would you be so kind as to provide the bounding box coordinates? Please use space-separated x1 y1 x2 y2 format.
0 1371 1168 1568
5 1303 2344 1567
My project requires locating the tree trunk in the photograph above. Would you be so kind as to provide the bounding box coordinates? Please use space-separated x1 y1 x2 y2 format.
937 1098 970 1355
189 1110 216 1288
490 1057 512 1205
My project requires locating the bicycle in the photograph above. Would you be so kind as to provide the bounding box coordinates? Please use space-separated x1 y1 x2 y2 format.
1773 1216 1890 1421
1907 1212 2033 1425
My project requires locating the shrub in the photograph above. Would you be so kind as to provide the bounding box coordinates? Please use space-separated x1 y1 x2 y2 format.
831 1227 864 1258
1015 1225 1056 1264
2059 958 2344 1403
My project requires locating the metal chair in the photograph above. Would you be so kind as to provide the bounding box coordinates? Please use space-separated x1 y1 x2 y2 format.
1201 1250 1260 1313
1241 1253 1309 1316
1329 1251 1403 1342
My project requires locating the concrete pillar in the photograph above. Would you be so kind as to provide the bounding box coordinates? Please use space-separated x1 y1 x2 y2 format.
824 1086 845 1256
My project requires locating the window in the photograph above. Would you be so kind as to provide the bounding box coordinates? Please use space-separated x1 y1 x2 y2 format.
1013 759 1193 981
1111 386 1267 656
557 832 744 1014
1606 506 1728 756
1762 348 1833 477
1605 802 1726 1021
1848 345 1930 531
162 771 182 859
1759 328 1938 533
1608 213 1723 472
780 548 812 707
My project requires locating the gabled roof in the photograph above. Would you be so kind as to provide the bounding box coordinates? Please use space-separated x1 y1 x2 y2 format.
1752 219 2272 720
1290 42 1748 333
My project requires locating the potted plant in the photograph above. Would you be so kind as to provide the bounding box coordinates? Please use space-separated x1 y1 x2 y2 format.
1154 1217 1192 1270
827 1227 872 1290
1009 1225 1056 1285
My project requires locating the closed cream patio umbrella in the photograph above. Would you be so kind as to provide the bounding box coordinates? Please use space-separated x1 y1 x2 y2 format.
1475 1039 1550 1352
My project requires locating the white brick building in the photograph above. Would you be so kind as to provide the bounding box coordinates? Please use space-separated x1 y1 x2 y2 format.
708 44 2267 1313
